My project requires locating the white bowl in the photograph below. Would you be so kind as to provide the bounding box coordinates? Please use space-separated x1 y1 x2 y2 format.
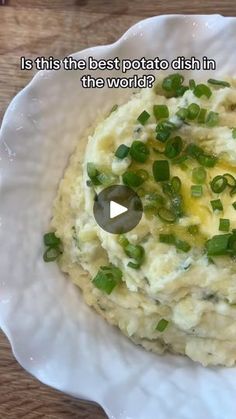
1 14 236 419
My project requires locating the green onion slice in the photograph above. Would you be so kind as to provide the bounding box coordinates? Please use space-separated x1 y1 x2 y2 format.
122 171 144 187
118 234 129 248
191 185 203 197
162 73 184 95
187 103 200 120
176 107 188 120
223 173 236 187
156 319 169 332
206 111 219 127
43 232 61 248
189 79 196 90
210 175 227 193
211 199 223 211
159 233 176 244
137 110 150 125
153 104 169 120
127 261 141 269
206 234 231 256
194 84 212 99
197 154 217 167
232 202 236 210
208 79 231 88
197 108 207 124
164 136 183 159
153 160 170 182
192 167 207 184
92 264 122 294
175 239 191 253
130 140 150 163
115 144 130 159
157 207 176 223
43 247 61 262
124 243 144 260
155 121 175 142
219 218 230 232
171 176 181 193
87 162 102 185
232 128 236 139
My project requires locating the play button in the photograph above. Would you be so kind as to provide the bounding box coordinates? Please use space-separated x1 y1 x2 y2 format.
93 185 143 234
110 201 128 219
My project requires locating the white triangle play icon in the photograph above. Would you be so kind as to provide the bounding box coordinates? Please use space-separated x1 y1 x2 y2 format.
110 200 128 219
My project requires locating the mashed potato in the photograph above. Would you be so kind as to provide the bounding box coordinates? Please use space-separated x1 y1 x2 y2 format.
51 74 236 366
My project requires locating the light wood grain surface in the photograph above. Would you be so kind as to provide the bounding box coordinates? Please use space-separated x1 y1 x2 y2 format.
1 1 236 418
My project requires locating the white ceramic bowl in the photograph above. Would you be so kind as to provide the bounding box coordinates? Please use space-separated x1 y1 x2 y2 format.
1 15 236 419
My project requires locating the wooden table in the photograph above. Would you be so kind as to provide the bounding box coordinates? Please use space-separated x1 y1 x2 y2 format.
1 1 236 418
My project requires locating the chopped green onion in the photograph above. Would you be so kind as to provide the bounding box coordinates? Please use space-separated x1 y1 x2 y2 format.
153 104 169 120
186 142 217 168
162 73 184 96
137 110 150 125
192 167 207 184
115 144 130 159
43 247 61 262
186 143 202 159
208 78 230 88
197 108 207 124
155 121 175 142
187 103 200 120
191 185 203 198
193 84 212 99
206 234 231 256
232 128 236 139
210 175 227 193
118 234 129 248
164 136 183 159
175 239 191 252
156 318 169 332
108 104 118 115
175 86 189 97
87 162 101 185
159 233 176 244
97 172 116 186
232 202 236 210
136 169 149 182
219 218 230 232
176 107 188 120
92 264 122 294
171 176 181 193
122 171 144 187
43 232 61 248
172 155 188 165
127 261 141 269
124 243 144 260
189 79 196 90
153 160 170 182
223 173 236 187
187 225 199 235
206 111 219 127
197 154 217 168
211 199 223 211
130 140 150 163
157 207 176 223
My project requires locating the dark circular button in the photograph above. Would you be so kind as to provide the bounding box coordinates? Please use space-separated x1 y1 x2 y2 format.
93 185 143 234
